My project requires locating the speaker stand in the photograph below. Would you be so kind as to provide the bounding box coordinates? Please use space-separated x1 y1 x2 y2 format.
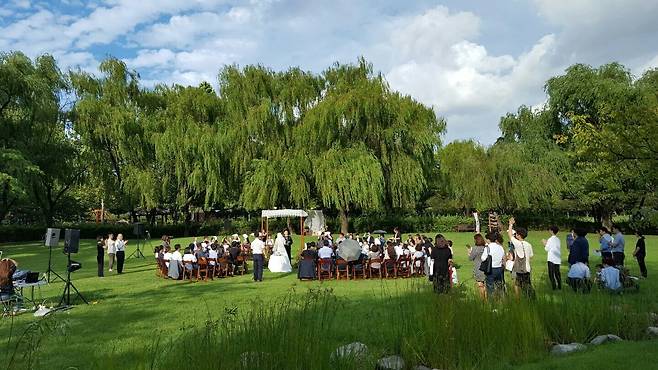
58 251 88 307
128 237 146 259
46 243 65 283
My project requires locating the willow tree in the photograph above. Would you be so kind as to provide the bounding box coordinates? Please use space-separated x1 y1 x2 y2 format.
544 63 657 225
216 65 323 211
0 52 82 225
147 84 224 227
438 140 494 212
299 59 444 232
70 58 151 219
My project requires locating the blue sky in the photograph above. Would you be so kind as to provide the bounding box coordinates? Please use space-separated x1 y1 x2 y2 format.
1 0 657 144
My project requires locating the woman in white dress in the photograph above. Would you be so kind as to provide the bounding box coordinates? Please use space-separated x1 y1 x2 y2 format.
268 233 292 273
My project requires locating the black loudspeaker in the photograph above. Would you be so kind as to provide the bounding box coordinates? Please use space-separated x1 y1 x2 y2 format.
133 223 144 237
64 229 80 254
45 228 61 247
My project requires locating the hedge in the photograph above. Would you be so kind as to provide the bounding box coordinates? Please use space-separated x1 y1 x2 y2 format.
0 214 651 243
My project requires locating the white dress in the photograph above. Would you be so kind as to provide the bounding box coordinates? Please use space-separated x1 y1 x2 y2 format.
268 235 292 273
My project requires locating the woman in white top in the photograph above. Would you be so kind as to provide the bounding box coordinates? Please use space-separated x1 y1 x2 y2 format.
106 233 116 272
267 233 292 273
480 232 506 297
542 226 562 290
115 234 127 274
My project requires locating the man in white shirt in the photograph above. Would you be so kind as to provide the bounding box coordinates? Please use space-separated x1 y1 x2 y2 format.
567 262 591 292
542 226 562 290
318 241 334 259
508 217 535 298
598 261 622 291
251 235 265 282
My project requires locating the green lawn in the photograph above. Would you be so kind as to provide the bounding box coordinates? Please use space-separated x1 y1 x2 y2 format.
0 231 656 369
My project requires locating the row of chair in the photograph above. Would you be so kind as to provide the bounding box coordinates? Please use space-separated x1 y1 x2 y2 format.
314 255 426 280
156 256 249 281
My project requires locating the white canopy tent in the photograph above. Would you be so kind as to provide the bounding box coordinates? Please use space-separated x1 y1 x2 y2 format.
260 209 309 249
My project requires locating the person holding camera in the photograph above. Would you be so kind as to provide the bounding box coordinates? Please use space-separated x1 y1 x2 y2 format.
508 217 534 299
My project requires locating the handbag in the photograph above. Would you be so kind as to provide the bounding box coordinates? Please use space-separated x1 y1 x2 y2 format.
479 247 492 275
512 242 528 274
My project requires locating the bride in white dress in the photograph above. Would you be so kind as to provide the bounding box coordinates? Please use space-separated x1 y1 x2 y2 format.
268 233 292 273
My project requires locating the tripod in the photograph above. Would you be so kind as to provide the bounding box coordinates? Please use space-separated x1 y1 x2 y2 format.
128 233 146 259
46 243 65 283
59 251 88 307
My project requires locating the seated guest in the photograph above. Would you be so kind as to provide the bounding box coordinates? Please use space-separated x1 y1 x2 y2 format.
167 245 183 279
229 241 241 262
298 244 317 280
394 242 404 258
163 247 173 267
195 244 208 259
208 245 218 265
318 240 334 259
383 242 397 261
567 262 591 293
183 248 197 270
597 259 621 292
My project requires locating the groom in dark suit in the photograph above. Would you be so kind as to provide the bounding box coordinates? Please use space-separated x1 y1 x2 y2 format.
283 229 293 259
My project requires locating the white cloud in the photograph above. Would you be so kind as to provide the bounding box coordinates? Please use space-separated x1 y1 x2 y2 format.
383 7 558 143
2 1 658 144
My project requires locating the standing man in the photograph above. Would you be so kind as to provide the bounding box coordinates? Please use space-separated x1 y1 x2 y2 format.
633 231 647 278
251 234 265 282
596 227 613 262
96 235 106 277
611 225 625 266
283 229 293 260
542 226 562 290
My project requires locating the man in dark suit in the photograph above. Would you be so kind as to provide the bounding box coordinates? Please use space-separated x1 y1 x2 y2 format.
283 229 294 259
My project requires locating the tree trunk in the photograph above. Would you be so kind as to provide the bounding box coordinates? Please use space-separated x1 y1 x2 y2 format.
339 208 349 234
183 207 192 237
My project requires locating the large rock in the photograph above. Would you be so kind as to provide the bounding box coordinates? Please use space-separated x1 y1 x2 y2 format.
550 343 586 356
590 334 622 345
648 327 658 337
377 355 405 370
413 366 440 370
331 342 369 360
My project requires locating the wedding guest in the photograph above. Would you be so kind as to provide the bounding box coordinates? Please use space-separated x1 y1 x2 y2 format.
106 233 116 272
542 226 561 290
182 247 197 271
611 225 625 266
480 232 505 298
318 240 334 259
633 231 647 278
597 227 613 262
163 247 172 268
298 244 317 280
115 234 127 274
568 228 589 265
251 235 265 282
96 235 106 277
597 259 621 292
431 234 452 294
467 233 487 299
508 218 534 299
567 262 591 293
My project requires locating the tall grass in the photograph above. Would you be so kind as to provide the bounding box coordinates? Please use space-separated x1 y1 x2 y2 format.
135 282 653 370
